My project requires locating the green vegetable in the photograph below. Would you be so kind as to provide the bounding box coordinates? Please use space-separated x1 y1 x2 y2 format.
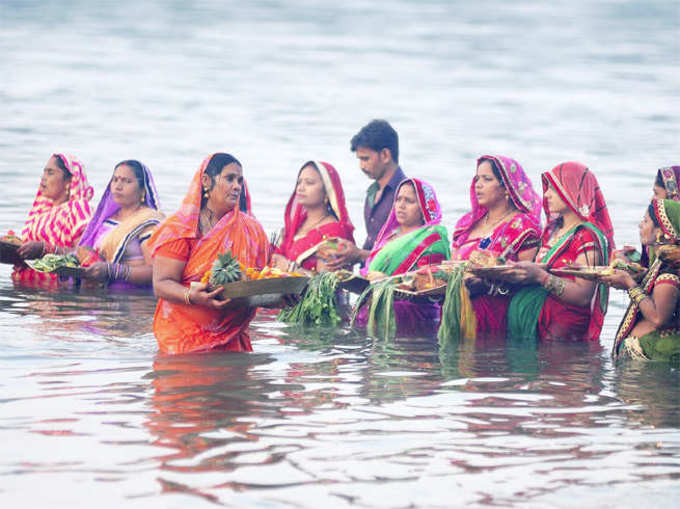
350 277 397 341
209 251 242 286
437 263 469 347
278 272 341 326
29 254 80 273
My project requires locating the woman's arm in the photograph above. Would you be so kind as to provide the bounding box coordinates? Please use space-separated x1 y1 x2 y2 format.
498 247 601 307
153 255 231 309
601 270 679 328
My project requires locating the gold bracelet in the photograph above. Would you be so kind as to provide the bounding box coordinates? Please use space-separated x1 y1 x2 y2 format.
543 275 566 296
184 286 192 305
628 286 643 299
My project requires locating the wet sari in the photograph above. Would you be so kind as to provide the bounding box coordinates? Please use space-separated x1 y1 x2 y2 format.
507 162 614 342
357 178 450 336
150 154 269 355
451 155 542 339
613 199 680 362
79 161 164 290
274 161 354 271
12 154 94 288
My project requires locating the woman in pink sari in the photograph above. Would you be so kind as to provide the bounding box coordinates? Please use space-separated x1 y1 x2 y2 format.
271 161 354 272
13 153 94 288
503 162 615 342
355 178 450 337
450 155 542 339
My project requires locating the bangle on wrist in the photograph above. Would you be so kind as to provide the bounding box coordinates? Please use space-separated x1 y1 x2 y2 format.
184 286 193 305
543 274 566 296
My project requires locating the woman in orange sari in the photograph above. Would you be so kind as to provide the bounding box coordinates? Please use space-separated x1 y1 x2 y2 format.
271 161 354 273
14 153 94 288
150 153 269 354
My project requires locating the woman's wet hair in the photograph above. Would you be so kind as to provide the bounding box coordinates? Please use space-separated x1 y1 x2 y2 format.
206 153 241 180
53 155 71 179
480 157 505 188
649 203 661 227
656 170 665 189
202 153 242 207
115 160 147 191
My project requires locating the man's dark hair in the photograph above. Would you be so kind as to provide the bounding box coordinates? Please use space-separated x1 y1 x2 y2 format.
350 119 399 163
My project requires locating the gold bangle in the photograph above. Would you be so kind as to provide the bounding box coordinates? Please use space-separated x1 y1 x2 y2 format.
544 275 566 296
184 286 192 305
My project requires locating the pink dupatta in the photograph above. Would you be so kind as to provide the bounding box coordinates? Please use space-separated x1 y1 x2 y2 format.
13 154 94 287
452 155 541 261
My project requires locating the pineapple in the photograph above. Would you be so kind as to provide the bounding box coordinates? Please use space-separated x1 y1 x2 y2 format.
209 251 243 286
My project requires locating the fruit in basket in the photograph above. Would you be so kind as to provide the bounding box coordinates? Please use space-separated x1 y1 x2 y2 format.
209 251 243 285
1 230 23 246
414 266 448 291
467 250 498 267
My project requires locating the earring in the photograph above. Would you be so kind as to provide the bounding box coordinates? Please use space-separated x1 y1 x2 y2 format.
203 187 210 199
140 192 145 203
656 230 664 243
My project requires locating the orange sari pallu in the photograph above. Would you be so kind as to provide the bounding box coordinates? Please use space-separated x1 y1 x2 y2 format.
150 156 269 354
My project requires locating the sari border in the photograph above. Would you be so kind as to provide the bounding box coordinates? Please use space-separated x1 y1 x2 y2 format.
654 199 679 241
613 259 663 357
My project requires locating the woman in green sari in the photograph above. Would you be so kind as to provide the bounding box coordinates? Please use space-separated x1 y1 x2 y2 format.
355 178 450 336
498 162 615 342
605 199 680 363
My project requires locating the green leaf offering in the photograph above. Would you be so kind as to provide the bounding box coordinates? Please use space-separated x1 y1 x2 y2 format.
278 271 341 326
29 254 80 273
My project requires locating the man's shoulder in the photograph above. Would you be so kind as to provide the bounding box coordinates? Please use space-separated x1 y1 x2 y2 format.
388 166 407 188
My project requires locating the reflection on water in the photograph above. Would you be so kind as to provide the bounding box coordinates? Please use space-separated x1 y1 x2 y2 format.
1 282 679 506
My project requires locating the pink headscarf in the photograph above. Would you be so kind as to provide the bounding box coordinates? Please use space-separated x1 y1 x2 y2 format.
21 153 94 247
542 161 615 253
364 178 442 269
453 155 541 240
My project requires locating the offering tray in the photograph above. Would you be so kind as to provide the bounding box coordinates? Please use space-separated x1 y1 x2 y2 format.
466 264 515 277
394 284 447 302
335 271 370 294
54 266 87 278
219 276 309 299
549 266 614 281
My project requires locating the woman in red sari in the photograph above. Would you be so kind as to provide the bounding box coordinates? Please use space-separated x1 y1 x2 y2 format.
150 153 269 354
13 153 94 288
271 161 354 273
501 162 614 342
450 155 541 339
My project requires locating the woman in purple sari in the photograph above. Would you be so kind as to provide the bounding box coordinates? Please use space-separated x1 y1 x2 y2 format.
78 160 164 290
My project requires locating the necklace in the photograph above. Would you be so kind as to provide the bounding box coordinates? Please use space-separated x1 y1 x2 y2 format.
199 207 217 234
478 209 515 249
294 213 329 241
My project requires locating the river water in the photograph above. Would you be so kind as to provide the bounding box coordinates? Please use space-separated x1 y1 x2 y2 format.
1 1 679 507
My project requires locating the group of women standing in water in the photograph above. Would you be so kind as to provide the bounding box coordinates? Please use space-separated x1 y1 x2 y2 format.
5 121 680 364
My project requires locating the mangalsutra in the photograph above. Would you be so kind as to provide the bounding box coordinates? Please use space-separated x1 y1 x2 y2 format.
200 208 217 233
